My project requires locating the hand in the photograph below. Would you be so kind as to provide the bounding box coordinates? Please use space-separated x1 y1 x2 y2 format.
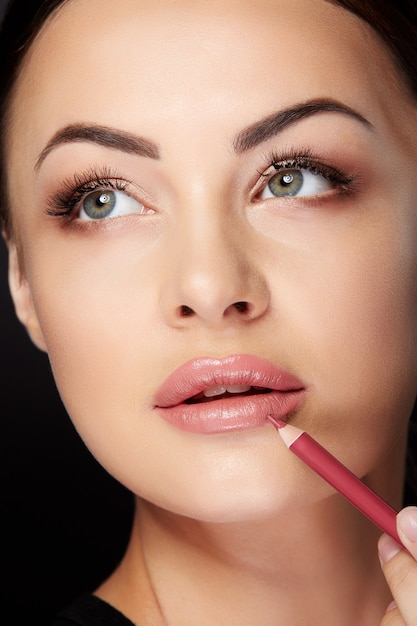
378 506 417 625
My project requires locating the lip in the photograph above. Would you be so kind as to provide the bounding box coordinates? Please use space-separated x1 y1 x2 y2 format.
153 354 305 434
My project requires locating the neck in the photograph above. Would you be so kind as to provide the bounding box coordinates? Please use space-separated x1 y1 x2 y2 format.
99 494 392 625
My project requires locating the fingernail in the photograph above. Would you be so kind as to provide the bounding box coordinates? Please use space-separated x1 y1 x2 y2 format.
378 534 401 564
386 600 398 613
397 507 417 543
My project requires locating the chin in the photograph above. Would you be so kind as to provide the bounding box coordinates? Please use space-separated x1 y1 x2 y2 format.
145 471 311 525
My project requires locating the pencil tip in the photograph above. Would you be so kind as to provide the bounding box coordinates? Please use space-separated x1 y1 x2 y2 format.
267 415 287 429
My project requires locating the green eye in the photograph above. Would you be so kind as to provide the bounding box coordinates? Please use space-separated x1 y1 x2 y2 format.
261 167 332 200
83 190 116 219
268 169 304 197
80 189 146 220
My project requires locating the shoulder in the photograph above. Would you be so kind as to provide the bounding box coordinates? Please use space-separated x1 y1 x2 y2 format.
51 593 136 626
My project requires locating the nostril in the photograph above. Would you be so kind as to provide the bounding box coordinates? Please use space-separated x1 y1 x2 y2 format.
178 301 251 319
233 301 249 313
180 305 195 317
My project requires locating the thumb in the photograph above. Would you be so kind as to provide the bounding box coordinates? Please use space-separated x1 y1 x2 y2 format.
397 506 417 556
377 507 417 623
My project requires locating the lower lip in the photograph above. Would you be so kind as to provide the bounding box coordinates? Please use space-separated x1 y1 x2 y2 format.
155 390 304 434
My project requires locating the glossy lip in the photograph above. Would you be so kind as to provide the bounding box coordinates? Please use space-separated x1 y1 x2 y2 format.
153 354 305 434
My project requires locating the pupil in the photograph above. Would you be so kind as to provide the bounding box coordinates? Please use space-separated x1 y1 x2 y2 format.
98 193 110 206
282 174 294 185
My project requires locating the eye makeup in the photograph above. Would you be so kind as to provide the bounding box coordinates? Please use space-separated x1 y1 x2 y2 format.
44 144 361 224
253 146 360 202
45 166 131 218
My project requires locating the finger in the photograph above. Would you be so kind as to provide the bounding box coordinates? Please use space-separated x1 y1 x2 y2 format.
379 535 416 625
379 601 406 626
397 507 417 559
378 530 417 625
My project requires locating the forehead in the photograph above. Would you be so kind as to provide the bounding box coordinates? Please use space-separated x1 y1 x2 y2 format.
7 0 416 163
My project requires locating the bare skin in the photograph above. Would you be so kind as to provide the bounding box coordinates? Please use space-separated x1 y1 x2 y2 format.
4 0 417 623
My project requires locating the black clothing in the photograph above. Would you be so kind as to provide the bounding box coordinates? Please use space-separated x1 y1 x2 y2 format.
52 594 135 626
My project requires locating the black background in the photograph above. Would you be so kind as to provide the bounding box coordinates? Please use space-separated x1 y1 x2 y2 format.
0 242 134 621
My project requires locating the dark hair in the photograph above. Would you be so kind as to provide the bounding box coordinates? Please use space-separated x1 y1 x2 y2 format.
332 1 417 98
0 0 67 237
0 0 417 504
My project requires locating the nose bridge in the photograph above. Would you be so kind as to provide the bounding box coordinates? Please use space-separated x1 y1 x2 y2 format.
161 195 269 327
181 210 244 298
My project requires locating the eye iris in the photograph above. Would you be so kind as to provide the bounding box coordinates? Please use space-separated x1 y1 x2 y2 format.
268 169 303 197
84 190 116 219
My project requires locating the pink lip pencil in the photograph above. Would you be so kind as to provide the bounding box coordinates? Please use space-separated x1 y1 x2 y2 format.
268 416 401 544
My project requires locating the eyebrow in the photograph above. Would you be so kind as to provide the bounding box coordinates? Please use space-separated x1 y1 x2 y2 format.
35 123 160 170
232 98 373 153
35 99 372 170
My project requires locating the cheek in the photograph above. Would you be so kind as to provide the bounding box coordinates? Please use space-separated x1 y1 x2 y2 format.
23 235 161 414
307 243 417 380
256 197 417 385
20 214 164 373
25 253 170 494
256 202 417 467
295 225 417 473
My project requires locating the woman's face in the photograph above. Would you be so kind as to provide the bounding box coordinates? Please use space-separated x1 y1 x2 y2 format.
6 0 417 521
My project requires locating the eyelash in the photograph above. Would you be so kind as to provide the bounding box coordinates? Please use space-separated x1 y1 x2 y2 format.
256 147 356 195
46 167 130 217
45 149 356 219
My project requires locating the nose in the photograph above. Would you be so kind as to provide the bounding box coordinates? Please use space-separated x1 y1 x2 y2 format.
160 207 270 329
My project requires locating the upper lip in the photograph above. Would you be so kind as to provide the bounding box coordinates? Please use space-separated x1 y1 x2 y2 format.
154 354 305 407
